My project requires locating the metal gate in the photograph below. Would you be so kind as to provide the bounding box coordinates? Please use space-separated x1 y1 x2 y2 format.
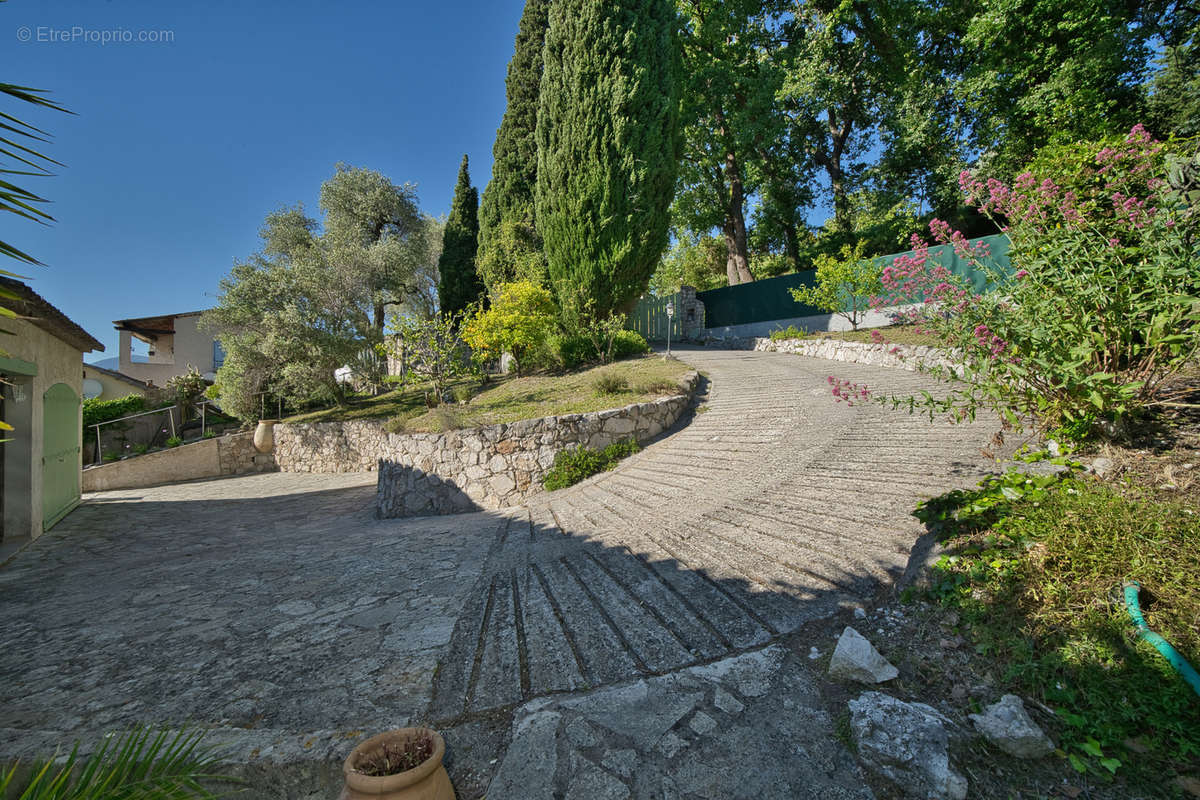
42 382 80 530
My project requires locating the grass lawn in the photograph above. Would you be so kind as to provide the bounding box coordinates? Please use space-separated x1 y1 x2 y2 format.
283 355 692 433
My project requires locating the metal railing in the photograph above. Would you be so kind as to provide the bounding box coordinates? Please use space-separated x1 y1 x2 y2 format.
87 400 224 464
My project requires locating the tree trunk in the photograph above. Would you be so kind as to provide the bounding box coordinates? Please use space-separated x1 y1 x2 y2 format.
723 220 741 286
826 109 853 234
724 149 754 284
783 220 801 272
373 301 386 334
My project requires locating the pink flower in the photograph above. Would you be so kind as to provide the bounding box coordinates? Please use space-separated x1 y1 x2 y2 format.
1015 270 1029 280
1125 124 1151 144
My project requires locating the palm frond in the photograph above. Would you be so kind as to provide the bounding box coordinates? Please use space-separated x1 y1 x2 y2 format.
0 727 240 800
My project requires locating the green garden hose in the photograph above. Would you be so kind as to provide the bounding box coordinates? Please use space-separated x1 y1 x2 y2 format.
1123 582 1200 698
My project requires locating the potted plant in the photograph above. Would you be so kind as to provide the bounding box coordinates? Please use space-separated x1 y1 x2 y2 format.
339 728 455 800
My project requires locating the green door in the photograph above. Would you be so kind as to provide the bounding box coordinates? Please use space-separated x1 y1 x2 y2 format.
42 382 80 530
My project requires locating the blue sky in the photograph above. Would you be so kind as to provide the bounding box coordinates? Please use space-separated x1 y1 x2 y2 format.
3 0 524 360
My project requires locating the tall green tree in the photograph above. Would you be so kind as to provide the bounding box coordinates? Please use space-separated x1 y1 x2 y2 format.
319 163 425 334
437 155 484 318
477 0 551 293
536 0 680 324
205 167 435 418
957 0 1164 176
1147 11 1200 139
674 0 786 285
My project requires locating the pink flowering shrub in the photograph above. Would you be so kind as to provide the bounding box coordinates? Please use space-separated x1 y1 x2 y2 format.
847 126 1200 437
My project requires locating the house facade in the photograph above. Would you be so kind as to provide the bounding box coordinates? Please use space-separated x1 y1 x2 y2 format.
113 310 224 387
82 362 153 401
1 278 104 547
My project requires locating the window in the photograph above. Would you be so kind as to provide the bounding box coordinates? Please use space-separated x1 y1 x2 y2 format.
213 340 226 369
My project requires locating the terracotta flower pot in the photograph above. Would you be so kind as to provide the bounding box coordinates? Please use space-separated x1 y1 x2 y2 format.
252 419 278 453
339 728 455 800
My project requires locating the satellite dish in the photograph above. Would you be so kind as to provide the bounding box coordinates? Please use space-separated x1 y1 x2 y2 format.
82 379 104 400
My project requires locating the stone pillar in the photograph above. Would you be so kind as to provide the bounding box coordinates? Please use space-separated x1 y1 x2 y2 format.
677 286 706 341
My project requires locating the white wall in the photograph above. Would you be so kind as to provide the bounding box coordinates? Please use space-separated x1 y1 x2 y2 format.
118 313 216 386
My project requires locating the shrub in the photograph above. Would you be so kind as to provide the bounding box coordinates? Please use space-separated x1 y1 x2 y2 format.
550 328 649 370
851 126 1200 438
386 312 469 399
165 435 183 448
592 372 629 395
452 386 473 405
461 281 557 376
165 366 208 422
788 241 881 331
611 329 650 359
132 443 150 455
549 333 596 370
543 439 640 490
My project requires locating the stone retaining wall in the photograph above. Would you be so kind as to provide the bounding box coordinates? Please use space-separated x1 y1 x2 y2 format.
723 336 960 374
82 431 272 492
271 372 699 517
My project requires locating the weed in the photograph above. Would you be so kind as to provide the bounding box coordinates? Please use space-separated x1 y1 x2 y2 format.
769 324 807 341
833 711 856 752
165 436 183 448
919 475 1200 789
132 443 150 455
592 372 629 395
543 439 640 490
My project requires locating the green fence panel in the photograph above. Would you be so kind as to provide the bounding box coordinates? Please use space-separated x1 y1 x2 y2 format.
629 292 685 342
696 272 822 331
695 234 1012 330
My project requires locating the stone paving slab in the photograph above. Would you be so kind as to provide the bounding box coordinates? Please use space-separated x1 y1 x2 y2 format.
487 645 875 800
0 472 499 792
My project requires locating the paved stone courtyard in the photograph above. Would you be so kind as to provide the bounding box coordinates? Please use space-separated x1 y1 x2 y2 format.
0 347 1002 798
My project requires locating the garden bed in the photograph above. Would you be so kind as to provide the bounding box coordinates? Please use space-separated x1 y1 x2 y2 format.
283 355 692 432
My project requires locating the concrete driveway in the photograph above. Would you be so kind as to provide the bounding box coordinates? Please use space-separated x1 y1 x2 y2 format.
0 347 999 798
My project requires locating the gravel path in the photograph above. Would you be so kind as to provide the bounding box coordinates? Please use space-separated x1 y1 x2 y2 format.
0 346 999 799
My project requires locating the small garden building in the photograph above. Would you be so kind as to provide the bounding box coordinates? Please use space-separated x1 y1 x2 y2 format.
1 278 104 550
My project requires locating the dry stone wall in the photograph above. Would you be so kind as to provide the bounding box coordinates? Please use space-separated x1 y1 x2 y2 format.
270 372 699 517
744 337 960 374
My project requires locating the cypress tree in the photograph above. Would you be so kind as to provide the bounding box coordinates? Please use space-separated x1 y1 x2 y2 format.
477 0 551 292
535 0 680 325
437 155 484 319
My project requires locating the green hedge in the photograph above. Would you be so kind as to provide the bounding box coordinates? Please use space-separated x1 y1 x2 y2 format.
82 394 147 428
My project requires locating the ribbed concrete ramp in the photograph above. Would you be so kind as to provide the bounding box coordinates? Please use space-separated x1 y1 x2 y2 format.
430 346 998 719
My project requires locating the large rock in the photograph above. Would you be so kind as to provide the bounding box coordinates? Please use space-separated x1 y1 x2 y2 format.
969 694 1055 758
848 691 967 800
828 626 899 683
